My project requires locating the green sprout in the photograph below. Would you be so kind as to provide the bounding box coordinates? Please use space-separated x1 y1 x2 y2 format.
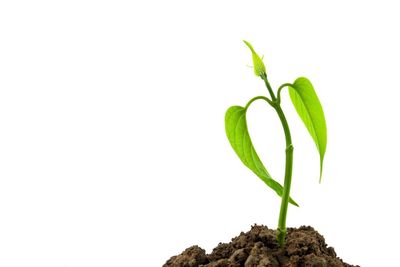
225 41 327 246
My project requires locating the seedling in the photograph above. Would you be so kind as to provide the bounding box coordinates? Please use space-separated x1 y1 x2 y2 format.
225 41 327 246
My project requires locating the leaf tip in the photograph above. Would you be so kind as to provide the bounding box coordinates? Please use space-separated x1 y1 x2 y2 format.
318 158 324 183
242 40 253 50
291 199 300 207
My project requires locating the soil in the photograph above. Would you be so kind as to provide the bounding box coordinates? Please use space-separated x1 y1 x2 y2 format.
163 225 359 267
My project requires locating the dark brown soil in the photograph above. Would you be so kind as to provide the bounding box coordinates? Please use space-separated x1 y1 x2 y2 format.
163 225 359 267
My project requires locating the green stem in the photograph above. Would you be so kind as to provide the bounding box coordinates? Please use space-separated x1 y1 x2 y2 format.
262 74 277 102
275 104 293 247
262 76 294 247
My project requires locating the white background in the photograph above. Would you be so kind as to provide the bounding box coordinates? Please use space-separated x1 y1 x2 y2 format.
1 1 399 266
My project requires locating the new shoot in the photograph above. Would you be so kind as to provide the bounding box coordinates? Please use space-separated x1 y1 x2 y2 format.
225 41 327 246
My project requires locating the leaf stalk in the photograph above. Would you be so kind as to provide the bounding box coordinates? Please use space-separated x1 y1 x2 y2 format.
245 96 274 110
277 83 293 104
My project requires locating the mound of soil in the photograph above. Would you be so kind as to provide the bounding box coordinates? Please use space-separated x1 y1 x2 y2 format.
163 225 358 267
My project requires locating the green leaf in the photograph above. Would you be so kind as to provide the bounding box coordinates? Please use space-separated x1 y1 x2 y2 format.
288 77 327 182
225 106 298 206
243 40 267 77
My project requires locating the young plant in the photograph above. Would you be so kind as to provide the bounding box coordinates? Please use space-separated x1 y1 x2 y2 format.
225 41 327 246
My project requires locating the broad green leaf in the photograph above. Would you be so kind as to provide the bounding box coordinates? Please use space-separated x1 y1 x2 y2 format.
288 77 327 182
243 40 266 77
225 106 298 206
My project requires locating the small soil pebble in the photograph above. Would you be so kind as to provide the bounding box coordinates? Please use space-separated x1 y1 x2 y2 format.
163 225 359 267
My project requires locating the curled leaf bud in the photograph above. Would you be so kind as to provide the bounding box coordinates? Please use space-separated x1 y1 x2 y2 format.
243 40 267 77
